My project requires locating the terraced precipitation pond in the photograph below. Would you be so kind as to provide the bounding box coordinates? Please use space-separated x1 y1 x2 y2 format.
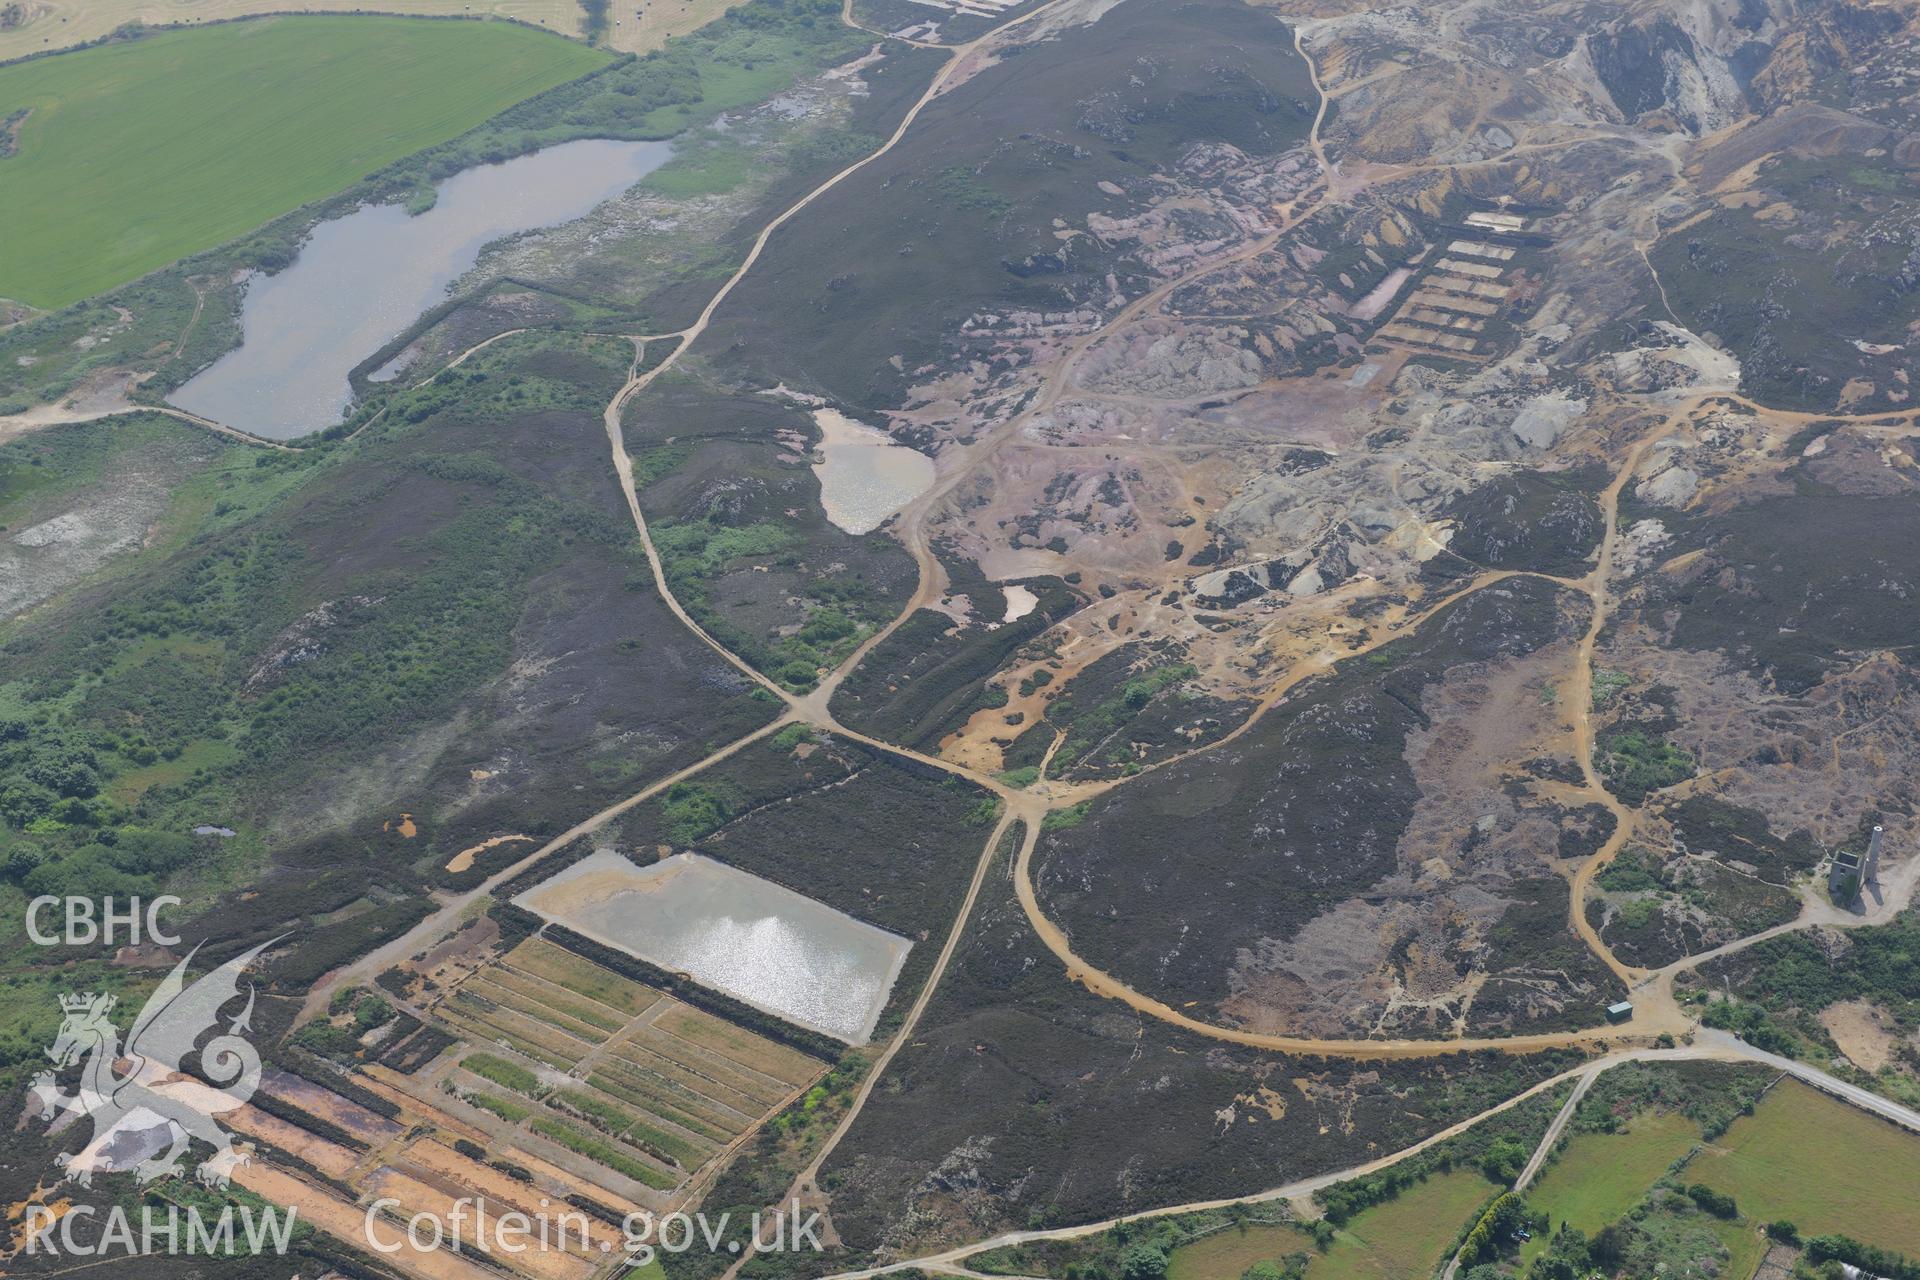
514 850 912 1043
7 1 1920 1280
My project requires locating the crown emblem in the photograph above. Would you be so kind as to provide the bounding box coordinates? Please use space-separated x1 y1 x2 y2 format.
38 940 279 1192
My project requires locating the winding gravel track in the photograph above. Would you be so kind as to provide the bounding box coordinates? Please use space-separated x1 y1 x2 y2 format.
214 8 1920 1272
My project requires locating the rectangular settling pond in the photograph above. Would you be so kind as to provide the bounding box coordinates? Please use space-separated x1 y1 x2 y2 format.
514 850 910 1044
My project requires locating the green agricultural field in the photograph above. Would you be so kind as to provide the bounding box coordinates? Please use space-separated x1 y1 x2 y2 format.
0 16 608 309
1317 1170 1494 1280
1690 1080 1920 1256
1521 1110 1700 1266
1167 1223 1317 1280
1712 1217 1770 1280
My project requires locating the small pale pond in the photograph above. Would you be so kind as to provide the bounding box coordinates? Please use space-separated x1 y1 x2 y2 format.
811 408 935 535
171 138 674 440
513 849 910 1044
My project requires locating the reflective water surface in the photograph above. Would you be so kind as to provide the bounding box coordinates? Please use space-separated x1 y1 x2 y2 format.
810 407 936 535
513 849 911 1044
171 138 674 440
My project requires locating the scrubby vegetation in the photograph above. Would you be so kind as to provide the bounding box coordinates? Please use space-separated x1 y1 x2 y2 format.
1649 155 1920 413
1704 913 1920 1026
1499 1188 1762 1280
1657 485 1920 696
1592 730 1694 803
1587 838 1801 970
816 821 1586 1261
626 376 918 693
1569 1061 1774 1142
1803 1233 1920 1280
1040 653 1227 780
652 517 884 690
1034 578 1615 1037
1314 1085 1571 1225
0 334 773 1084
1663 796 1821 882
1693 911 1920 1096
593 731 999 1041
1438 471 1604 577
658 1048 871 1280
705 0 1316 409
967 1209 1316 1280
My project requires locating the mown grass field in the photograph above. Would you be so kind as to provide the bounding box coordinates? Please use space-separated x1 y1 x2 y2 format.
0 16 609 309
1713 1217 1770 1280
1691 1080 1920 1256
1318 1170 1494 1280
1520 1110 1700 1265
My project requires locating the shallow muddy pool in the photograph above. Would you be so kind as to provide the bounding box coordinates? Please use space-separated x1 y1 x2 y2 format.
170 138 674 440
811 408 935 535
513 849 910 1043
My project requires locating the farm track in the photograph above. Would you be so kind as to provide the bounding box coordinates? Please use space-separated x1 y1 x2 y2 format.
1515 1065 1598 1192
